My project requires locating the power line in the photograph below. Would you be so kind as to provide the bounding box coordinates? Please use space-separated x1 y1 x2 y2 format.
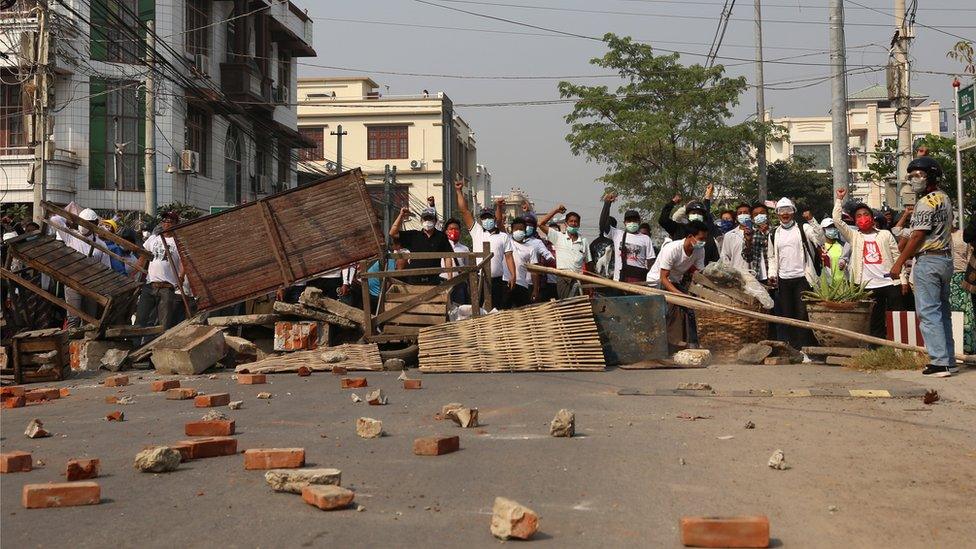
705 0 736 69
845 0 974 42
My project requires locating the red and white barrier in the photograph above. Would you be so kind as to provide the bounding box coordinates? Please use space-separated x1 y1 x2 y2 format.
886 311 964 347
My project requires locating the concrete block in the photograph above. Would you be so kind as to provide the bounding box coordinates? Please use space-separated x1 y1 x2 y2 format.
151 325 226 375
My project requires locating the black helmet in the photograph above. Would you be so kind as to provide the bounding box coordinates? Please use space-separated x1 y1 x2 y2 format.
686 201 707 215
907 156 943 182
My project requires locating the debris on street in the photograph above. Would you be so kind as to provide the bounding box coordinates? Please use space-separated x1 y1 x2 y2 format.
265 468 342 493
768 450 789 470
134 447 181 473
446 407 479 428
490 497 539 540
302 485 356 511
356 417 383 438
24 418 50 438
549 409 575 437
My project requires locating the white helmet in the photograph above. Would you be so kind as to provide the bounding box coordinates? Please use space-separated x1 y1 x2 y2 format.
79 208 99 222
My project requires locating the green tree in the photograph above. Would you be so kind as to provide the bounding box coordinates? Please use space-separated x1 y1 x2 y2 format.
866 139 897 184
912 134 976 211
765 156 834 218
559 33 773 214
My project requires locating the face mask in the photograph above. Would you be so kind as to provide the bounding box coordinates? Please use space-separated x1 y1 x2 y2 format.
512 230 526 242
566 226 579 235
855 216 875 232
754 214 768 225
692 240 706 249
717 220 735 233
780 219 795 229
446 228 460 242
422 220 435 231
825 228 839 240
525 226 535 236
737 214 752 227
625 222 639 233
909 175 928 194
481 219 496 231
688 214 704 223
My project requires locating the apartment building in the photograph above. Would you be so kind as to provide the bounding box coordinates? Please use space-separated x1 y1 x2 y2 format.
0 0 315 214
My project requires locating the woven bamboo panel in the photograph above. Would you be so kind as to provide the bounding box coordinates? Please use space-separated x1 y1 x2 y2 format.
234 343 384 373
417 296 606 373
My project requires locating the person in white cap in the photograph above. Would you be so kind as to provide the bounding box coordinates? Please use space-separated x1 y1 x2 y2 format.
49 208 111 328
767 197 825 348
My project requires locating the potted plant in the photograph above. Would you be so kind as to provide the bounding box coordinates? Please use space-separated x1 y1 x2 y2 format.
801 274 874 347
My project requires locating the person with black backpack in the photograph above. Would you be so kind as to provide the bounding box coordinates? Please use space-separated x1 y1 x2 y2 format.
767 197 825 349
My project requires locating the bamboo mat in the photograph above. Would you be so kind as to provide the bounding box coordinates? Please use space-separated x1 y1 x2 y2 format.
235 343 384 373
418 296 606 373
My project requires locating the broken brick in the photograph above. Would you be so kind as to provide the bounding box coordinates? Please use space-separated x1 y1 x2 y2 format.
274 321 319 351
680 516 770 548
2 396 25 409
1 451 33 473
185 419 236 437
65 458 100 481
237 373 266 385
331 365 347 375
194 393 230 408
104 375 129 387
356 417 383 439
58 388 71 398
106 410 124 422
297 366 311 377
24 418 50 438
151 380 181 392
403 379 422 390
22 482 100 508
243 448 305 470
167 442 194 462
340 377 367 389
413 435 459 456
166 388 198 400
24 388 60 403
1 386 26 398
366 389 387 405
491 497 539 540
302 485 355 511
446 407 479 428
179 437 238 459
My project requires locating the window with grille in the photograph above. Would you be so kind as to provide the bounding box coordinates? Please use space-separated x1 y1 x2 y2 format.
186 105 211 176
91 0 140 64
185 0 210 57
89 79 142 190
298 127 324 160
0 82 27 154
792 144 831 171
278 144 290 190
367 125 408 160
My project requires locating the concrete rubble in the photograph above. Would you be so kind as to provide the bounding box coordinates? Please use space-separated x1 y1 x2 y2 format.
549 409 575 437
490 497 539 540
24 418 50 439
365 389 387 405
356 417 383 438
134 447 181 473
265 468 342 493
768 449 789 470
446 407 479 428
672 349 712 367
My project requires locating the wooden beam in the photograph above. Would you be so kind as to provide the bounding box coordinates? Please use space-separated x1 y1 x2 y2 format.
360 263 481 278
373 273 468 325
44 222 146 274
257 200 295 285
389 251 489 260
42 201 150 260
0 267 97 324
359 260 374 337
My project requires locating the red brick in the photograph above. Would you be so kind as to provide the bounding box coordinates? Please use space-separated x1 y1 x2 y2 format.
0 451 33 473
22 482 100 508
69 340 83 371
151 380 181 392
403 379 422 390
237 373 266 385
243 448 305 470
1 386 26 398
331 365 347 375
680 516 770 548
179 437 238 459
59 388 71 397
302 485 355 511
65 458 100 481
25 388 60 403
167 442 194 462
2 396 25 409
106 410 124 421
297 366 311 377
340 377 367 389
194 393 230 408
413 436 460 456
104 375 129 387
274 321 319 351
166 388 197 400
185 419 236 436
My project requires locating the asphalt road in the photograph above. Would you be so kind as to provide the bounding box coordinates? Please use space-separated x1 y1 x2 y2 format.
2 363 974 548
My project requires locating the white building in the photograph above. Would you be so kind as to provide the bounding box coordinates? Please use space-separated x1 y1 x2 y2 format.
0 0 315 215
473 163 491 212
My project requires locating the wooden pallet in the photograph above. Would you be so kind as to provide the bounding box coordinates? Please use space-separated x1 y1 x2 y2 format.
417 296 606 373
234 343 384 373
12 328 69 384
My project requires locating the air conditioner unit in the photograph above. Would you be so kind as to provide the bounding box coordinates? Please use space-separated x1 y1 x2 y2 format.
254 174 271 193
409 159 423 170
325 161 338 172
193 54 210 77
180 150 200 173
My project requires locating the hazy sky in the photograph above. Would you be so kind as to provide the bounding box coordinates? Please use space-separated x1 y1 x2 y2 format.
299 0 974 232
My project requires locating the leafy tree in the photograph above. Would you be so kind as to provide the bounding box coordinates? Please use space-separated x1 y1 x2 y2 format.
765 156 833 218
912 134 975 212
866 139 897 184
559 34 776 215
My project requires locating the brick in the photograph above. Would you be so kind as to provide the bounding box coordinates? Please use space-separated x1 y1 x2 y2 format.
69 339 83 371
243 448 305 470
59 388 71 397
25 388 60 403
297 366 311 377
274 321 319 351
1 386 26 398
491 497 539 540
0 451 33 473
151 380 181 392
65 458 100 481
106 410 124 422
340 377 367 389
185 419 236 436
413 435 460 456
194 393 230 408
331 365 347 375
179 437 238 459
763 356 792 366
680 516 770 548
104 375 129 387
2 396 25 409
22 482 100 508
302 485 355 511
166 388 198 400
403 379 422 390
237 373 266 385
167 442 194 462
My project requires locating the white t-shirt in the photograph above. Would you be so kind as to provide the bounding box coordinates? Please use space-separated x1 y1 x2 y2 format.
510 239 540 288
50 215 111 269
607 227 655 280
859 233 893 289
144 234 181 287
719 228 751 273
646 239 704 287
471 223 513 280
547 229 590 273
773 225 805 280
440 240 471 280
526 236 556 283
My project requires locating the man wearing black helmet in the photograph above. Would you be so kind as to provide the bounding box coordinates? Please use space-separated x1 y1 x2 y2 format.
889 156 957 377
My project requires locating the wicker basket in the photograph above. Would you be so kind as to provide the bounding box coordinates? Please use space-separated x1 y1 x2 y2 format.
695 306 768 357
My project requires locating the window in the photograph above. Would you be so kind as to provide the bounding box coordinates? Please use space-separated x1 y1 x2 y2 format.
91 0 140 63
89 79 143 190
367 125 408 160
277 53 291 102
254 141 271 193
792 144 831 171
0 82 27 154
185 0 211 57
185 105 211 176
298 127 324 160
277 144 291 190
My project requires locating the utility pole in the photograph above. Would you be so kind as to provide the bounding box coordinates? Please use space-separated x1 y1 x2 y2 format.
828 0 850 194
382 164 397 246
331 124 347 172
754 0 767 201
951 79 965 228
894 0 913 205
144 19 156 215
32 0 51 222
113 117 128 214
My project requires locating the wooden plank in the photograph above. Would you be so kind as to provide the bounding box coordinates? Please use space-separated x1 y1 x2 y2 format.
104 325 165 339
42 201 151 261
299 287 366 326
207 314 279 326
258 200 296 285
374 274 468 325
42 221 146 273
801 346 869 357
17 239 63 259
0 267 98 325
386 312 446 326
360 264 477 278
382 301 448 316
389 251 488 260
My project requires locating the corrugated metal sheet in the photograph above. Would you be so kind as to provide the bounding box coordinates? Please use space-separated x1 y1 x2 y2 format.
171 169 384 310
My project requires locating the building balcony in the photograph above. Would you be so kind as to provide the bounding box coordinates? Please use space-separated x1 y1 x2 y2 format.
0 147 80 203
220 58 274 112
268 1 316 57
